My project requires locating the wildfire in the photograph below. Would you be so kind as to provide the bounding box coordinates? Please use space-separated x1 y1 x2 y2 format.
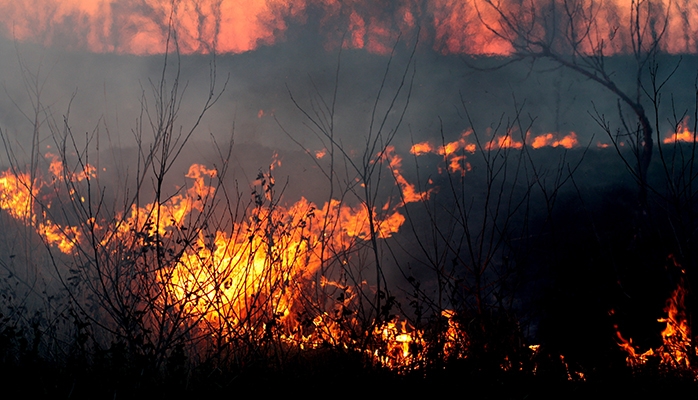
530 132 578 149
0 170 35 221
4 140 677 375
411 129 581 176
411 129 476 176
1 1 695 55
374 318 424 370
663 117 696 144
384 145 430 204
0 146 435 369
0 155 89 252
485 135 524 151
615 263 696 372
46 153 97 182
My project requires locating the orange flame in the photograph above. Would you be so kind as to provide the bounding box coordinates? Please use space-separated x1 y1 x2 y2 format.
663 117 696 144
0 170 35 221
384 145 430 204
615 257 696 372
0 149 431 366
411 129 582 176
410 129 475 176
530 132 578 149
484 135 523 151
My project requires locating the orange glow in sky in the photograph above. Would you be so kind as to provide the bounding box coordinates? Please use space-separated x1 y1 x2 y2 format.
0 0 694 55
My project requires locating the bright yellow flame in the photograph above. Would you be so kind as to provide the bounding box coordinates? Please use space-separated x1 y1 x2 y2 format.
0 170 35 221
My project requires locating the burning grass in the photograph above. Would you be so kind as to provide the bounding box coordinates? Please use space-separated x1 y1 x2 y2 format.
0 125 524 377
2 140 697 392
2 141 698 396
0 142 484 374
